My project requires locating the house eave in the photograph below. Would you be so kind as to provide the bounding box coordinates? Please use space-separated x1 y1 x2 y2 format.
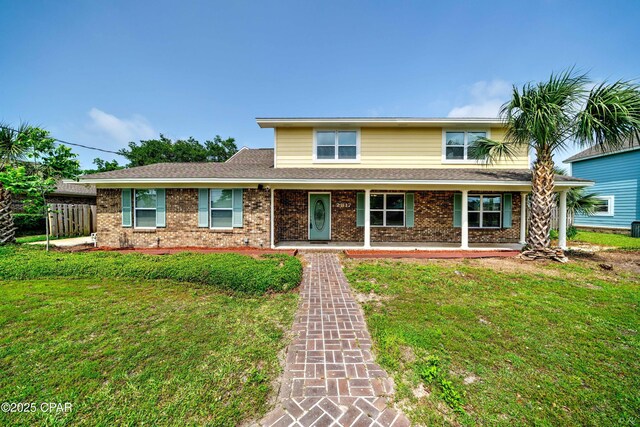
256 117 505 128
563 145 640 163
68 177 592 188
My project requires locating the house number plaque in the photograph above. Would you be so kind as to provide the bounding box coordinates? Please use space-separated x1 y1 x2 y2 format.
335 202 351 208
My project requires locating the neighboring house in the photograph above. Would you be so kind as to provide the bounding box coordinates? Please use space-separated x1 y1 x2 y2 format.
564 141 639 233
12 180 96 213
74 118 590 249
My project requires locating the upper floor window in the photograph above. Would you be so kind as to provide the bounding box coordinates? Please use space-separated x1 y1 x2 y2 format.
314 130 359 162
592 196 614 216
443 130 487 162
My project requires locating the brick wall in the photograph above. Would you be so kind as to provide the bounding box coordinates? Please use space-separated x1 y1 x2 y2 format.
274 189 521 244
96 188 270 248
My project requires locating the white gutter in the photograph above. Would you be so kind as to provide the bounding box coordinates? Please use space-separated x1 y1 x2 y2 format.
67 178 592 187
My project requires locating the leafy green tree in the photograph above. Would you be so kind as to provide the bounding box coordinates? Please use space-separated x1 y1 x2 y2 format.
0 125 80 249
118 134 237 167
83 158 124 175
471 69 640 257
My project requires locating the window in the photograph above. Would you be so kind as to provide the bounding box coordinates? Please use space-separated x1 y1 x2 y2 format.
370 193 405 227
210 189 234 228
468 195 501 228
315 130 359 161
443 130 487 161
593 196 614 216
134 189 157 228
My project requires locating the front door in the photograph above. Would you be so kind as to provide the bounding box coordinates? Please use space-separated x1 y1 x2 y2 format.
309 193 331 240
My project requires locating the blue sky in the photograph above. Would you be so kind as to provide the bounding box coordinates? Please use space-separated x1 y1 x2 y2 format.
2 0 639 168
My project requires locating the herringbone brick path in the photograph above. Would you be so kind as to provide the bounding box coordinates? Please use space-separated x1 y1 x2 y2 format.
257 253 409 427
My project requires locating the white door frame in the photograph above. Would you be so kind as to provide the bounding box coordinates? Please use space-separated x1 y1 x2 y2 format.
308 192 331 241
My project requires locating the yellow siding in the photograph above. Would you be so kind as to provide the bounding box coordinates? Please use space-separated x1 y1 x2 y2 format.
275 126 529 169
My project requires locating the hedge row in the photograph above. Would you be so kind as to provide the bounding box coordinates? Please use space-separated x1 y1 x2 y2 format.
0 247 302 294
13 214 46 235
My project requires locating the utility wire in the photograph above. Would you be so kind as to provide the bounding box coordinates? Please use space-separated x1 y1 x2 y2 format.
0 125 124 155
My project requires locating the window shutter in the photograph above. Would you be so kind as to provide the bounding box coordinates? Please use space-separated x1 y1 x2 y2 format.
503 194 512 228
356 192 365 227
156 189 166 227
122 189 132 227
405 193 415 228
232 188 243 228
453 193 462 227
198 189 209 227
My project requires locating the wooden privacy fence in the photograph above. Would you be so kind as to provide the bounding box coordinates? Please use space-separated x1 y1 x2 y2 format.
47 203 97 237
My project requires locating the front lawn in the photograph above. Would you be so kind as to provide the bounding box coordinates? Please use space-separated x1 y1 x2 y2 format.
573 231 640 250
0 277 298 426
344 253 640 426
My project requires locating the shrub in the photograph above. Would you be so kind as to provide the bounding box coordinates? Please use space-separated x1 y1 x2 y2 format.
0 246 302 295
13 214 46 236
550 226 578 241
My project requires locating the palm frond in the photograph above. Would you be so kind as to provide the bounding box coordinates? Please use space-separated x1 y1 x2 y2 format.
468 137 520 165
0 123 30 170
574 80 640 150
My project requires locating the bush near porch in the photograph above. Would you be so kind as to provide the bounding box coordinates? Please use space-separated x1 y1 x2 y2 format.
343 254 640 426
0 246 302 294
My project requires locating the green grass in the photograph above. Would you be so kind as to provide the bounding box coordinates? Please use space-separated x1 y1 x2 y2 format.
573 231 640 249
0 246 302 294
0 278 298 426
15 235 64 244
344 257 640 426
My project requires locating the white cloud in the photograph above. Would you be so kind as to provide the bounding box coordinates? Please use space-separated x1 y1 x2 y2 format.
87 108 156 144
448 80 512 118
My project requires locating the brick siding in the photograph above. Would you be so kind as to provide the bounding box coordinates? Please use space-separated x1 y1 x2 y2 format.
96 188 270 248
274 190 521 244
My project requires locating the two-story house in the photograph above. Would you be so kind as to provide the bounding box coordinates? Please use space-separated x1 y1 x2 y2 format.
76 117 590 250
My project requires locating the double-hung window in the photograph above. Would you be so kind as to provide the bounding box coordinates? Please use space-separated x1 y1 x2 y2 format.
444 130 487 161
315 130 359 161
210 189 234 228
370 193 405 227
134 189 157 228
468 195 501 228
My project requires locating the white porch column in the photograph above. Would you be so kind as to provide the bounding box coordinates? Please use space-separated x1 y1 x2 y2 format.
558 190 568 250
519 192 527 245
364 189 371 248
461 190 469 249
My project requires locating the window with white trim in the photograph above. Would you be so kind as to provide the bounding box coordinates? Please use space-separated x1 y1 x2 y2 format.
592 196 614 216
370 193 405 227
468 195 501 228
134 189 157 228
315 130 358 161
210 189 233 228
444 130 487 161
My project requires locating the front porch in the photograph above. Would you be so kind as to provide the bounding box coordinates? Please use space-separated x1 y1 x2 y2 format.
270 188 567 250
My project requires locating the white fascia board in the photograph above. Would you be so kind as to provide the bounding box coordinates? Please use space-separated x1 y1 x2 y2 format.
256 117 504 128
68 177 592 187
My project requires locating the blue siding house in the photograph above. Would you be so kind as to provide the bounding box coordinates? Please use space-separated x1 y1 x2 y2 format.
564 143 640 232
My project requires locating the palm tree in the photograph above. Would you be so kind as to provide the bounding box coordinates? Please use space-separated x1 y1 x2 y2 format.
471 69 640 257
0 123 28 244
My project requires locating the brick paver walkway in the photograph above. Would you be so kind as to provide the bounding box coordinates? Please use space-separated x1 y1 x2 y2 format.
258 253 409 427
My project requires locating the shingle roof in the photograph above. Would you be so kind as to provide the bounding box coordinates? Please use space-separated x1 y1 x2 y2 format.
53 181 96 196
564 139 639 163
226 147 274 165
79 156 589 184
